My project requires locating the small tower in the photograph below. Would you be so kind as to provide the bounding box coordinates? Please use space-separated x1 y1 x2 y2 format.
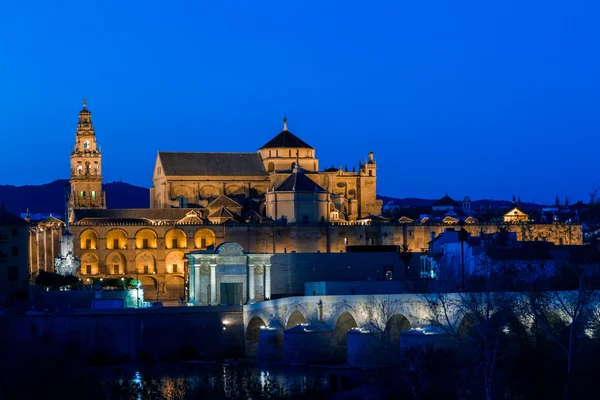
69 99 106 209
462 196 471 210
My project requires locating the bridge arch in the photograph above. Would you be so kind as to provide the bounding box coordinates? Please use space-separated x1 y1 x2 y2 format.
246 316 267 357
385 314 412 351
333 310 359 362
286 309 307 329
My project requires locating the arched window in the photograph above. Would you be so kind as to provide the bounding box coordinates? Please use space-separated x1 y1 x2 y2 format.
77 165 83 175
268 162 275 172
83 140 90 149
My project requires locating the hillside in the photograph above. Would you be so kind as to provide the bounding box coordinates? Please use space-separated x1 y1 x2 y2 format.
0 180 149 215
0 180 545 217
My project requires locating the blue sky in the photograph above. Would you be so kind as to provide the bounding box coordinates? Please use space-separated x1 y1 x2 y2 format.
0 0 598 204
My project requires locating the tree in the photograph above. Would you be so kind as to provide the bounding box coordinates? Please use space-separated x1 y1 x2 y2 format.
423 286 518 400
516 259 598 400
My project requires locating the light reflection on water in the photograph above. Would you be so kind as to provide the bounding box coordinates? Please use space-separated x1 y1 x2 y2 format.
102 363 332 399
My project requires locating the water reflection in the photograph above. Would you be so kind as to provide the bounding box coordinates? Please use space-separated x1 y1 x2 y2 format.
105 363 331 399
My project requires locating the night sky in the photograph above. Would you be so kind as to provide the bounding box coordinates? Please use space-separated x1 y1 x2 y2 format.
1 1 598 204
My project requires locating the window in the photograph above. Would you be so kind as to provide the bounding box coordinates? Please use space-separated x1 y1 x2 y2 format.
200 238 206 249
113 265 120 274
143 265 149 274
11 246 17 256
81 191 86 198
83 140 90 149
143 239 149 249
8 266 18 281
369 238 375 245
269 150 271 157
172 264 178 273
344 237 348 245
11 228 17 236
113 238 119 249
91 191 96 199
302 216 309 224
289 150 292 157
386 271 393 281
85 239 91 249
86 265 92 274
172 238 178 249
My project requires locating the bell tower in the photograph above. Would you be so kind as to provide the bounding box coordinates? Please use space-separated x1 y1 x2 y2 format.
69 99 106 210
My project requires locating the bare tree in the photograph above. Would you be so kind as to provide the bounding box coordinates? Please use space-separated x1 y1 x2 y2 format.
516 259 598 400
423 266 518 400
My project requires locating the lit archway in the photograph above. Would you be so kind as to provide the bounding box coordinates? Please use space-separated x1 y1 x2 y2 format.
165 251 185 274
135 252 156 275
80 229 99 250
286 310 307 329
80 252 99 275
166 275 185 301
194 228 215 249
135 229 157 250
165 228 187 249
105 251 127 275
105 229 128 250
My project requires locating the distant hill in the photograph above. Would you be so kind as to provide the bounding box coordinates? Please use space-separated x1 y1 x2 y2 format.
0 180 545 217
0 180 149 215
377 195 543 211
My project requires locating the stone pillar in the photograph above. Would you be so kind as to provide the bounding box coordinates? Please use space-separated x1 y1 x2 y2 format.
194 264 201 304
188 260 195 303
265 263 271 300
248 263 255 304
210 263 217 305
36 228 41 274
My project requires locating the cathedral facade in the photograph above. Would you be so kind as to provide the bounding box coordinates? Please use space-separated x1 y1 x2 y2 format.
28 102 584 302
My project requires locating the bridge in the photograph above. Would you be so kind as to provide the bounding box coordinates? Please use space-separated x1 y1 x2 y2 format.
243 293 461 363
242 291 586 364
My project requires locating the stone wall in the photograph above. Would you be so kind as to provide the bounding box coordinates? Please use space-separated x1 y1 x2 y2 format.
0 307 244 364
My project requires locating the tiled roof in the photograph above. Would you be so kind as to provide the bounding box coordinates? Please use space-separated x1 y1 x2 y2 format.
207 195 243 210
433 195 460 207
274 168 326 192
158 152 268 176
73 208 205 222
259 130 313 149
0 206 29 226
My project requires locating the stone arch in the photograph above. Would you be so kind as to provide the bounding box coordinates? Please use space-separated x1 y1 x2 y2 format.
166 275 185 301
250 185 268 198
226 185 247 197
140 275 159 302
172 185 194 203
333 310 359 362
105 251 127 275
105 228 128 250
165 250 185 274
194 228 215 249
135 228 157 249
165 228 187 249
458 312 476 338
286 309 307 329
385 314 412 352
267 162 275 172
80 229 99 250
135 252 156 274
200 185 220 200
80 252 99 275
246 315 268 357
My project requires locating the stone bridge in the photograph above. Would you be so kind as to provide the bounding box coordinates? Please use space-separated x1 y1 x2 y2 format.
242 293 464 363
242 291 587 364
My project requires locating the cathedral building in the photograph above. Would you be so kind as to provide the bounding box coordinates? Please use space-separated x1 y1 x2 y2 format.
28 102 584 302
